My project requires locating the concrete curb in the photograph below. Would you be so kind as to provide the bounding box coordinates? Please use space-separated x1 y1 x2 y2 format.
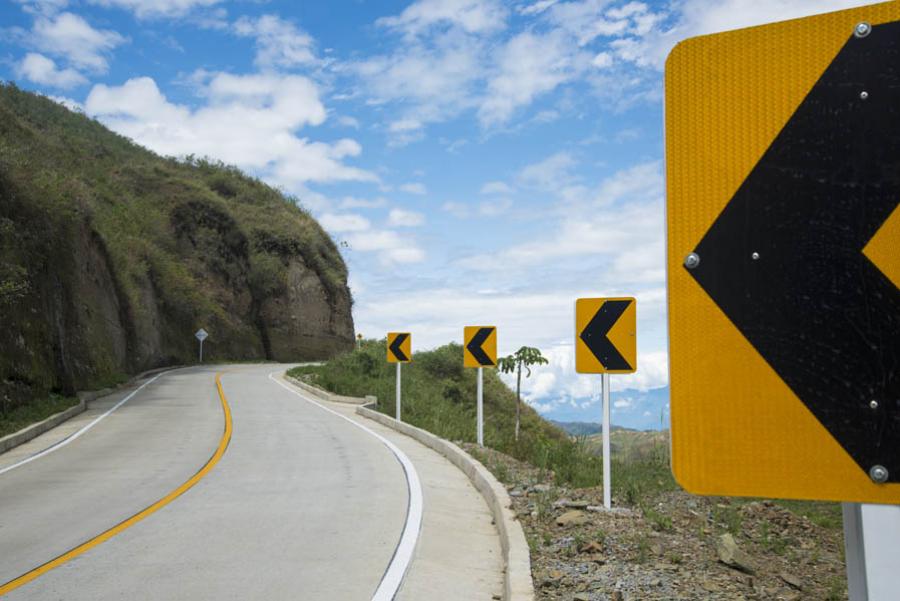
356 403 535 601
0 365 182 456
0 399 87 454
284 375 376 406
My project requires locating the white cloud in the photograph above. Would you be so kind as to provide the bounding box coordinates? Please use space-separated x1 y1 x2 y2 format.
479 30 588 126
350 34 482 143
14 0 69 17
460 160 665 282
441 201 470 218
518 0 558 17
399 182 427 195
504 344 669 408
478 197 513 216
16 52 86 88
480 180 513 195
86 0 222 19
233 14 317 70
347 229 425 264
340 196 388 209
28 11 125 73
337 115 360 128
517 151 578 190
377 0 508 37
592 51 613 69
355 286 668 390
388 208 425 227
48 94 83 111
319 213 371 233
85 75 377 186
618 0 877 71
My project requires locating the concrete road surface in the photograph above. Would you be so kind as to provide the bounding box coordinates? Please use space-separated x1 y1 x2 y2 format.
0 365 503 600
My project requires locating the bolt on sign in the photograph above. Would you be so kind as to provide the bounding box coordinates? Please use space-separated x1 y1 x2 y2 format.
666 3 900 503
575 298 637 374
387 333 412 363
464 326 497 368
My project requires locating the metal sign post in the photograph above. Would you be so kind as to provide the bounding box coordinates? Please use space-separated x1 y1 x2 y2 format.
396 362 402 422
476 367 484 447
601 373 612 510
195 328 208 363
843 502 900 600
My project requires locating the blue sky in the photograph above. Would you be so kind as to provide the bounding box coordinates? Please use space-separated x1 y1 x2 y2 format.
0 0 874 428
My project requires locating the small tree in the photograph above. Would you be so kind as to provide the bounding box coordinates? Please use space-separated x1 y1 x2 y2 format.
498 346 548 442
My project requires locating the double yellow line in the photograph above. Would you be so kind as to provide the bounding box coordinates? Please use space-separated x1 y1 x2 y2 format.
0 373 233 596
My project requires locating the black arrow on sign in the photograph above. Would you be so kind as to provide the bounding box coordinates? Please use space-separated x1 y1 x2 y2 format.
580 300 633 371
389 333 409 362
687 21 900 482
466 328 495 366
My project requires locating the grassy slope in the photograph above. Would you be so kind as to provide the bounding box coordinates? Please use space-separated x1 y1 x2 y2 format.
0 395 79 439
289 339 673 490
0 83 347 319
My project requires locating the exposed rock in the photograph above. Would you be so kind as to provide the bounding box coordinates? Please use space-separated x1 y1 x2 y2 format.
562 500 591 509
716 533 758 574
556 510 588 527
780 571 803 590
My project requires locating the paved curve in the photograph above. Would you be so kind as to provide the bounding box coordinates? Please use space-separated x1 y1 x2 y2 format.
0 364 503 599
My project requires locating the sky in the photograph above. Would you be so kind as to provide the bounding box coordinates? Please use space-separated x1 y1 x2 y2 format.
0 0 877 428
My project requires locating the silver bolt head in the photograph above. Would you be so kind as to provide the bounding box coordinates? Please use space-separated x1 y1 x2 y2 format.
870 400 879 410
870 465 889 484
860 91 869 100
855 22 871 38
684 252 700 269
751 252 760 260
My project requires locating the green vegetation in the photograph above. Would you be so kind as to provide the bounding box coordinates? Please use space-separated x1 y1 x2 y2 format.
498 345 548 442
288 339 604 487
0 83 352 411
0 394 79 439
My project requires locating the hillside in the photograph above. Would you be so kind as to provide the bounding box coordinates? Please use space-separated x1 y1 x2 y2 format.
0 83 354 410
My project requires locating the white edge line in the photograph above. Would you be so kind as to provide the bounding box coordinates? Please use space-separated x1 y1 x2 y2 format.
0 371 168 477
268 372 423 601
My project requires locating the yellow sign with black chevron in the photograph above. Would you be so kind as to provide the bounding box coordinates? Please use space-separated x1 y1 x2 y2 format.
666 2 900 503
386 333 411 363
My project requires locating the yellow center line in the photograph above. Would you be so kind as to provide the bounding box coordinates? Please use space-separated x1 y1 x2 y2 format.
0 372 234 597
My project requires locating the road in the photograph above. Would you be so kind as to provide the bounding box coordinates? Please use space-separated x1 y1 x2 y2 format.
0 365 502 599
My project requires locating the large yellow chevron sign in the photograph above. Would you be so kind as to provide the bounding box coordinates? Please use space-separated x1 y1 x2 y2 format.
666 2 900 503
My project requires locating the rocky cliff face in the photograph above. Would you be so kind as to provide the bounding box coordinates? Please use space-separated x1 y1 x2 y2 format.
0 84 354 410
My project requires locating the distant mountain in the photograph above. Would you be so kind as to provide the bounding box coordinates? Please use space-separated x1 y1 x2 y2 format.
0 84 354 408
551 421 637 436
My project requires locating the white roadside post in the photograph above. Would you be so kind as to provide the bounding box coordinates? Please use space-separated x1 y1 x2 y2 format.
601 373 612 509
843 502 900 600
396 362 402 422
477 367 484 447
195 328 208 363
